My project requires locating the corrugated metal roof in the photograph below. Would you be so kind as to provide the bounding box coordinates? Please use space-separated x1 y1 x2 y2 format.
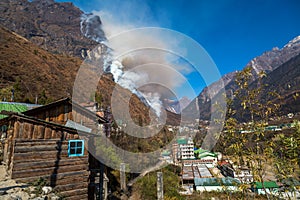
161 150 171 156
198 165 212 178
0 102 40 119
177 138 187 144
194 177 240 186
255 181 278 189
198 152 217 159
65 119 92 133
194 148 208 154
195 148 217 159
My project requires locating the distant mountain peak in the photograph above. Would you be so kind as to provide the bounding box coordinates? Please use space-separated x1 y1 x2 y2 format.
284 35 300 48
163 97 191 114
184 34 300 120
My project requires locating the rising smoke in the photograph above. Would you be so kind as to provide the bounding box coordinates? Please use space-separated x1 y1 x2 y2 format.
80 13 167 117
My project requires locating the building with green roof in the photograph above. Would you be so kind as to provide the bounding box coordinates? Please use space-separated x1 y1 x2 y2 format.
252 181 279 195
0 102 40 119
177 138 187 145
177 137 195 160
194 148 218 167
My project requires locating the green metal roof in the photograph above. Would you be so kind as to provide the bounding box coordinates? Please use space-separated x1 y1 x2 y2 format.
177 138 187 144
254 181 279 189
194 177 240 186
194 148 217 159
161 150 171 156
0 102 28 119
194 148 208 154
198 152 217 159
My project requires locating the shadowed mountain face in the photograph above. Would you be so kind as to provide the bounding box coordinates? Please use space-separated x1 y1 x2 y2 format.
0 26 81 102
0 0 97 57
0 26 180 125
249 53 300 117
184 36 300 121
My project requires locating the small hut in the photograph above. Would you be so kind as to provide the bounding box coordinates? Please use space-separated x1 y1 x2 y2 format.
0 98 108 200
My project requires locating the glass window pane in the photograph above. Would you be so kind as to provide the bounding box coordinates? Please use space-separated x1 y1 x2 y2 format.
70 148 76 154
76 148 82 154
77 141 83 147
69 140 84 156
70 142 76 147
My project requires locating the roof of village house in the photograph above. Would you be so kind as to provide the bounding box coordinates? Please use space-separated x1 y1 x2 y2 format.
23 97 106 123
65 119 92 133
177 138 187 144
194 177 240 187
161 150 171 156
218 161 231 167
194 148 217 158
0 102 40 119
254 181 279 189
0 98 107 135
198 152 217 159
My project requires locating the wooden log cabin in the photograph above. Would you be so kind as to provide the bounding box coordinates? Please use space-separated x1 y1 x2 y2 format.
0 98 108 200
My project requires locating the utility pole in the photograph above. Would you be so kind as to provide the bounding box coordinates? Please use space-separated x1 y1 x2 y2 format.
157 172 163 200
120 163 127 192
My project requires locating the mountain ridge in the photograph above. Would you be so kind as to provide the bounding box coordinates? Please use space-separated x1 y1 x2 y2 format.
184 35 300 120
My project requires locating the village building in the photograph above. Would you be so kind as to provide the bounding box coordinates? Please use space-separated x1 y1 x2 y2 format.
0 101 40 119
181 163 213 187
218 161 253 183
177 137 195 160
194 148 218 168
172 142 179 165
251 181 279 195
0 98 109 200
194 177 240 192
161 150 172 164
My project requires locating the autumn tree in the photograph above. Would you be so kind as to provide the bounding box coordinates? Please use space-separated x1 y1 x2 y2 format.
219 66 282 199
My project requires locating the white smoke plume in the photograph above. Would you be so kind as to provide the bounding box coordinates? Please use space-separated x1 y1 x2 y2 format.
80 4 195 117
142 92 163 117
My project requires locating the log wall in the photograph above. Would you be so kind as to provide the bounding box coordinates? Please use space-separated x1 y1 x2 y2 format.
4 118 90 200
12 139 89 199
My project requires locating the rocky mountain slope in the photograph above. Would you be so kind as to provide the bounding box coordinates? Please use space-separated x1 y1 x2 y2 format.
0 0 182 121
0 0 97 57
0 25 180 126
185 35 300 120
0 26 81 103
249 53 300 116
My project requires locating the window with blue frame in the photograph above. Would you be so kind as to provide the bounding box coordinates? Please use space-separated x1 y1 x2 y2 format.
68 140 84 157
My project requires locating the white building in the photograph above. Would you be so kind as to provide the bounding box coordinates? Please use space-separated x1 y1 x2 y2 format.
178 137 195 160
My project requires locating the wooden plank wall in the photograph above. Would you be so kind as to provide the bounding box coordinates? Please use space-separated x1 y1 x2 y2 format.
12 139 89 200
11 120 80 140
4 119 91 200
27 103 97 128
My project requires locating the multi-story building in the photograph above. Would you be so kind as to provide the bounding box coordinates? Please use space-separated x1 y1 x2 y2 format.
178 137 195 160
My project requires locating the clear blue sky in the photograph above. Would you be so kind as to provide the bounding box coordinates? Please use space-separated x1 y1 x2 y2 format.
57 0 300 98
